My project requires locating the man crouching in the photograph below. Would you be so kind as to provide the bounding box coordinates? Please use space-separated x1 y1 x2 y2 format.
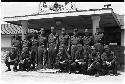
87 46 102 77
5 47 19 72
101 45 118 76
18 47 30 71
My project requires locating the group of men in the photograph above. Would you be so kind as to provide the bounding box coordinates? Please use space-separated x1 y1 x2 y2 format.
5 26 118 77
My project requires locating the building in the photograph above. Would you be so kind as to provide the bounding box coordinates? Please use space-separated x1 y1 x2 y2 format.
1 2 124 66
1 2 124 49
1 24 38 51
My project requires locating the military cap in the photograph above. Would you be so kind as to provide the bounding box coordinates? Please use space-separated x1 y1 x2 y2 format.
40 28 44 31
11 47 16 49
74 28 78 31
104 45 109 49
51 26 54 30
85 29 89 32
91 46 96 49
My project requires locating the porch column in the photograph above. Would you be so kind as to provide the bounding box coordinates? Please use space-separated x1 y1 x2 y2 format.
21 20 28 41
91 15 101 34
121 29 125 46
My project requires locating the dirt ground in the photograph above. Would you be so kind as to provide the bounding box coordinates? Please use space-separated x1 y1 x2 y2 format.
0 63 125 84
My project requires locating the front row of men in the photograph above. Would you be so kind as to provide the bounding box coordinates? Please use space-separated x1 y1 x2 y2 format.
5 27 118 77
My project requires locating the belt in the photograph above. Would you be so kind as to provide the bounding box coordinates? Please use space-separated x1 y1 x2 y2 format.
39 45 45 48
77 44 83 46
71 44 77 46
39 44 45 46
49 42 56 44
23 46 28 48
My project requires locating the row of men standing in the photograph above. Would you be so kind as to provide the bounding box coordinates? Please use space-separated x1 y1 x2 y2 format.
36 27 103 69
5 26 117 76
5 27 104 70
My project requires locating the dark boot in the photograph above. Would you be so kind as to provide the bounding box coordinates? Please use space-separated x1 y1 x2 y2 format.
5 68 11 72
95 72 100 77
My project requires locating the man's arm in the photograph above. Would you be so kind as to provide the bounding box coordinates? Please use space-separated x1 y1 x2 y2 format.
67 35 71 51
110 51 116 64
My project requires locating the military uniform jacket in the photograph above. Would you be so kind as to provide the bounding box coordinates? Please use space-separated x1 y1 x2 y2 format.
31 39 38 46
20 47 29 60
48 33 58 47
101 51 116 63
58 33 70 47
6 50 18 61
93 33 104 44
88 51 100 64
38 34 47 47
82 35 92 45
23 40 29 47
12 39 21 47
71 35 83 45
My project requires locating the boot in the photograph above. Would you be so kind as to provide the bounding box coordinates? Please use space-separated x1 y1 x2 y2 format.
5 67 11 72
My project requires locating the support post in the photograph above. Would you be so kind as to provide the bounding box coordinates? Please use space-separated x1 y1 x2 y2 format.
91 15 101 34
21 20 28 41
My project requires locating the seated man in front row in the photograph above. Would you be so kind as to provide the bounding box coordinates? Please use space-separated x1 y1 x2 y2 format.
87 46 102 77
101 45 118 76
18 47 31 71
5 47 19 72
54 28 70 72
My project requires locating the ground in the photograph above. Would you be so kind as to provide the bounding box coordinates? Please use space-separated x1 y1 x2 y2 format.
0 63 125 84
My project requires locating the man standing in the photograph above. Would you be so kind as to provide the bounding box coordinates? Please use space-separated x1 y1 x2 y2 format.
82 29 92 63
83 29 93 46
11 34 22 57
70 28 81 61
37 28 48 69
69 28 87 74
30 34 38 70
47 27 58 69
19 36 30 71
55 28 70 72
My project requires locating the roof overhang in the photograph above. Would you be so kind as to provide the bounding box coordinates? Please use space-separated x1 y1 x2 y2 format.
4 8 121 30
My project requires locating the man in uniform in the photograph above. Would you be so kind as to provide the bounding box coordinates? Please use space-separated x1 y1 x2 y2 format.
83 29 93 46
19 35 31 71
70 28 82 61
93 28 104 54
47 27 58 69
55 28 70 72
30 34 38 70
101 45 118 76
87 46 102 77
5 47 18 72
11 34 22 58
69 28 87 74
37 28 48 70
82 29 92 64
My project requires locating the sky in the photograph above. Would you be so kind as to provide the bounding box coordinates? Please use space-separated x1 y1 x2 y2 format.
1 2 125 24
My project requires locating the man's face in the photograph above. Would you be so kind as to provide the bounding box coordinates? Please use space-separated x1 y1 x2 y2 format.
85 32 89 36
92 49 96 53
51 29 54 33
96 29 100 33
62 30 65 34
41 30 45 35
105 48 110 53
73 31 77 35
32 36 34 40
11 48 15 53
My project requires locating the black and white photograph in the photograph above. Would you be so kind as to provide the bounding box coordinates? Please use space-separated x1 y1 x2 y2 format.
0 2 125 84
